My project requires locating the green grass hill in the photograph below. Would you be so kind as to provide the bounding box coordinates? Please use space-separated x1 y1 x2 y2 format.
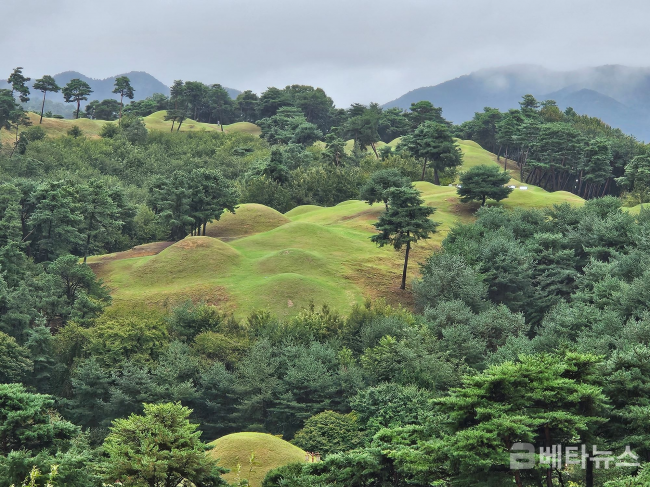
88 140 584 318
0 110 260 144
205 204 291 240
623 203 648 215
208 432 306 487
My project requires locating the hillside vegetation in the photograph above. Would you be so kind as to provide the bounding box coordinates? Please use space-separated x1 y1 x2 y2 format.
89 140 583 318
5 68 650 487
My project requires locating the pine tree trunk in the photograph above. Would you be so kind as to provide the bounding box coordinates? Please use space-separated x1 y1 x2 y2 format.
10 122 19 156
171 120 175 132
76 99 81 119
40 91 46 124
119 93 123 125
83 227 92 264
525 167 536 184
545 425 553 487
371 142 379 159
601 177 611 196
421 159 427 181
586 454 594 487
578 170 584 196
433 167 440 185
400 240 411 290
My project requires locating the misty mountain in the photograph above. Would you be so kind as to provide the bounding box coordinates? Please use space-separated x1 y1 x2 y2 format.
384 65 650 141
0 71 241 117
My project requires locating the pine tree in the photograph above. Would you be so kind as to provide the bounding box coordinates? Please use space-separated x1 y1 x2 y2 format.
102 402 227 486
32 75 61 124
62 79 93 119
7 67 30 102
359 169 410 210
457 164 513 206
371 186 439 289
78 179 122 263
400 121 463 183
112 76 135 124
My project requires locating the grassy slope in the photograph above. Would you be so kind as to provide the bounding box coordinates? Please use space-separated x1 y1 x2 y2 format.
208 432 306 487
143 111 261 136
0 111 259 144
89 141 584 318
205 204 290 240
623 203 648 215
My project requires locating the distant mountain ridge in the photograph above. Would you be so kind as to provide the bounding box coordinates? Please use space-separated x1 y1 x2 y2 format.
384 65 650 141
0 71 241 117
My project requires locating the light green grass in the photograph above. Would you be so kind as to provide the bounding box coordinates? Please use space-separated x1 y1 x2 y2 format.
623 203 648 215
224 121 262 136
141 111 261 135
91 215 372 318
208 432 307 487
0 112 112 143
284 205 323 218
90 140 585 317
0 111 260 144
205 204 290 240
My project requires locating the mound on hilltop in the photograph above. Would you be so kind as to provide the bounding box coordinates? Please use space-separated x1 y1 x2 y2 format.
208 432 306 487
134 236 241 284
205 204 291 240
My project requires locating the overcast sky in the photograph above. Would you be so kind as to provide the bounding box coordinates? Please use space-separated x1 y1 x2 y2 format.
2 0 649 106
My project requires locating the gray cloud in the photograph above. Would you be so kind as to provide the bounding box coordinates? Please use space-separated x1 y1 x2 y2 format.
2 0 649 106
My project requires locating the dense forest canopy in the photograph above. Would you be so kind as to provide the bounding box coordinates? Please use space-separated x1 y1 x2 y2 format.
1 68 650 487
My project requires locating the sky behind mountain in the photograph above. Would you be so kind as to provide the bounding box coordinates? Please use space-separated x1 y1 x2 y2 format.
3 0 650 107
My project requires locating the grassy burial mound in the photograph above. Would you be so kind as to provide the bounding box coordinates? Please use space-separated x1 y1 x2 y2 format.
208 432 307 487
88 221 370 318
142 111 261 135
623 203 649 215
0 110 260 144
89 140 585 318
205 203 291 240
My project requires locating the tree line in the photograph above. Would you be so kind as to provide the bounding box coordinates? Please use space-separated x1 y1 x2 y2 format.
457 95 645 201
6 65 650 204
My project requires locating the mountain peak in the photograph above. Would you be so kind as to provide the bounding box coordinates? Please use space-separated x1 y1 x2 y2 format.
383 65 650 141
